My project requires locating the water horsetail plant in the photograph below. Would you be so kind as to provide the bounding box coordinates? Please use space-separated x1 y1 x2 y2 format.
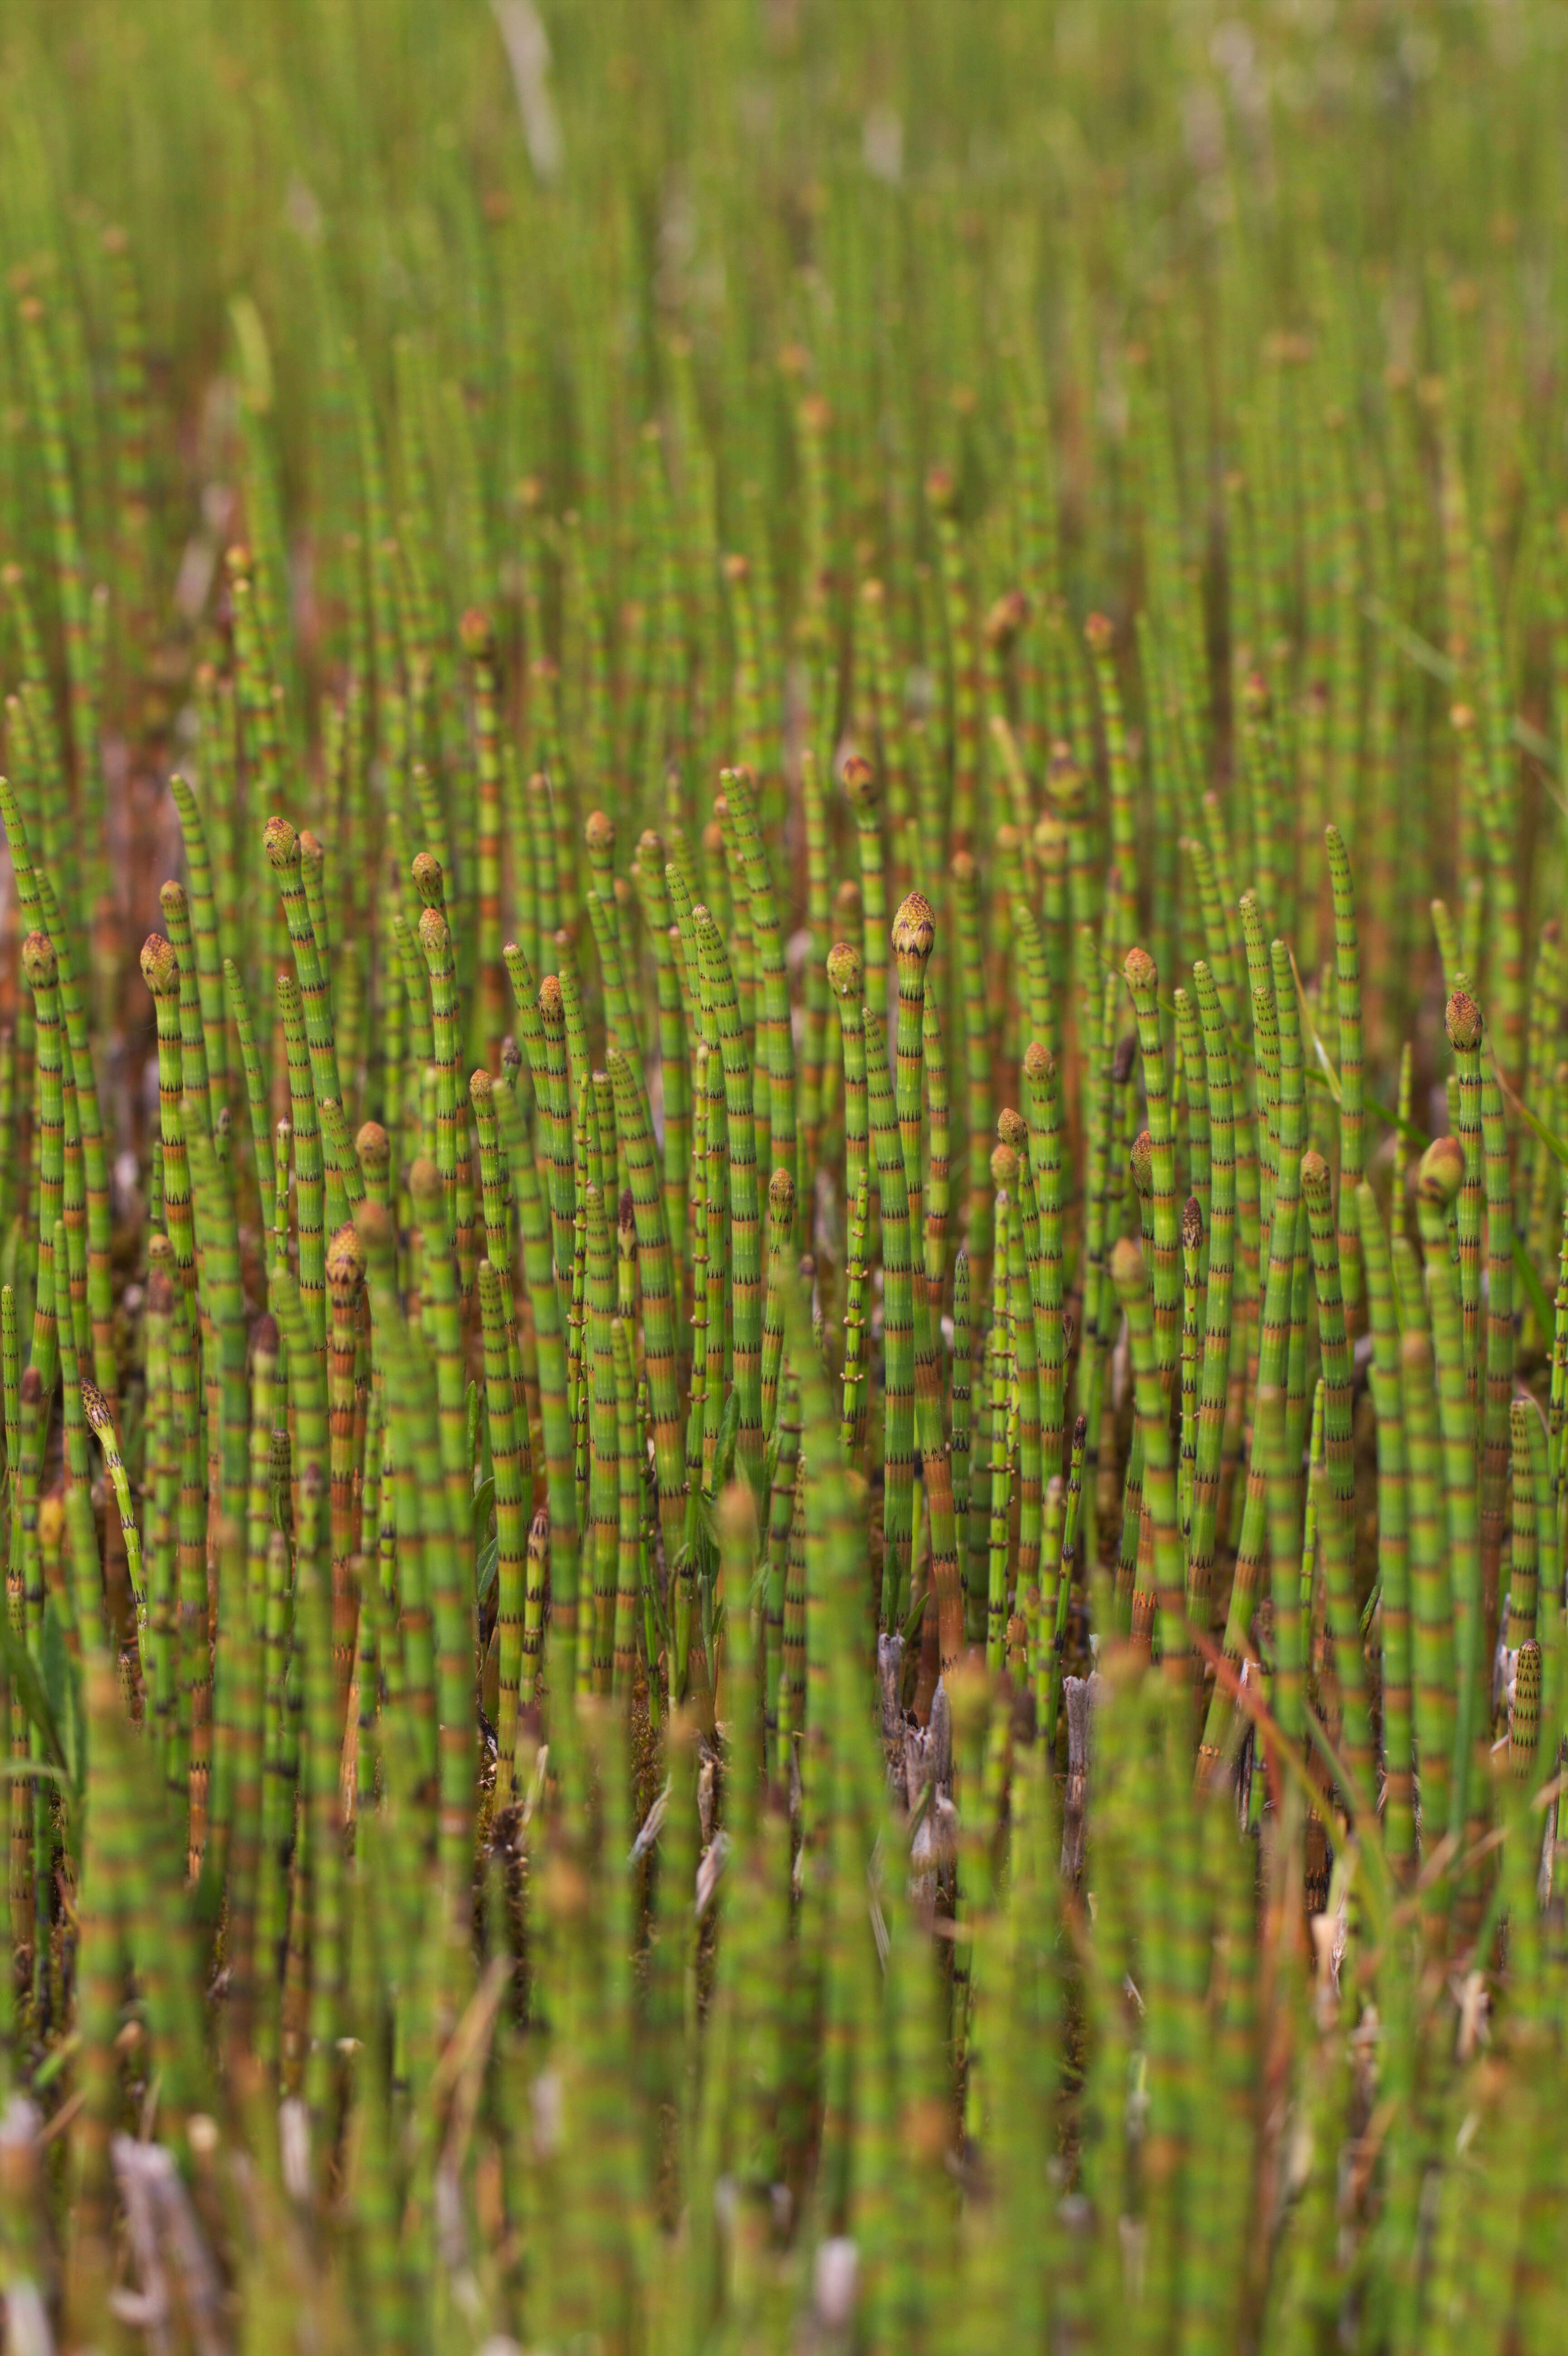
9 4 1568 2350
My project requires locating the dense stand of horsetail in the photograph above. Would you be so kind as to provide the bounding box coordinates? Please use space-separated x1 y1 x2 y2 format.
8 1 1568 2350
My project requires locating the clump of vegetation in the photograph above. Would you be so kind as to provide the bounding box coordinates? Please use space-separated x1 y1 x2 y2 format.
4 1 1568 2348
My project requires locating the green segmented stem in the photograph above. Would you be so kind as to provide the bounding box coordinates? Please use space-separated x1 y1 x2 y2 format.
1357 1190 1414 1872
840 1170 869 1466
170 776 231 1136
726 766 797 1209
1416 1136 1485 1852
1479 1052 1514 1675
1393 1227 1456 1857
951 851 994 1281
1085 614 1139 953
224 958 277 1239
1021 1041 1065 1483
1445 988 1484 1396
1180 1196 1201 1540
2 784 114 1401
633 837 691 1301
1124 947 1180 1381
21 934 64 1411
1324 825 1363 1326
1508 1398 1539 1652
695 904 762 1481
799 747 832 1184
1301 1150 1373 1813
865 1005 916 1629
1174 982 1210 1237
266 815 348 1232
585 1179 618 1692
419 905 476 1286
984 1163 1014 1671
478 1258 529 1787
843 754 888 1020
607 1048 685 1564
1187 963 1234 1620
761 1168 794 1447
1005 1111 1044 1607
277 969 325 1352
140 932 195 1298
1112 1238 1188 1684
611 1317 642 1695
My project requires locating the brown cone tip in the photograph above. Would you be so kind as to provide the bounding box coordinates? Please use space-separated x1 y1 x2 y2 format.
327 1222 366 1295
997 1108 1028 1151
1182 1195 1204 1249
1419 1134 1466 1205
1130 1129 1154 1195
409 1154 443 1208
1023 1040 1055 1084
139 933 177 992
459 606 493 659
412 851 445 906
418 904 449 956
990 1142 1019 1188
81 1379 112 1432
355 1121 390 1170
1084 610 1114 656
585 808 615 852
159 878 188 917
263 814 298 870
892 891 935 963
299 829 324 873
1445 989 1482 1051
1123 945 1157 992
538 974 564 1019
21 930 56 987
638 827 665 864
1048 748 1085 809
842 753 878 808
469 1066 493 1103
983 593 1022 650
827 941 863 997
1301 1149 1330 1193
769 1167 796 1217
354 1195 396 1257
1110 1234 1145 1289
949 849 977 884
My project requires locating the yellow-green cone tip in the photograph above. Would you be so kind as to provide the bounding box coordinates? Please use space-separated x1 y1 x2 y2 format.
139 933 177 993
264 814 298 870
892 892 935 963
827 941 863 997
21 930 57 988
327 1222 366 1299
1419 1134 1466 1206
